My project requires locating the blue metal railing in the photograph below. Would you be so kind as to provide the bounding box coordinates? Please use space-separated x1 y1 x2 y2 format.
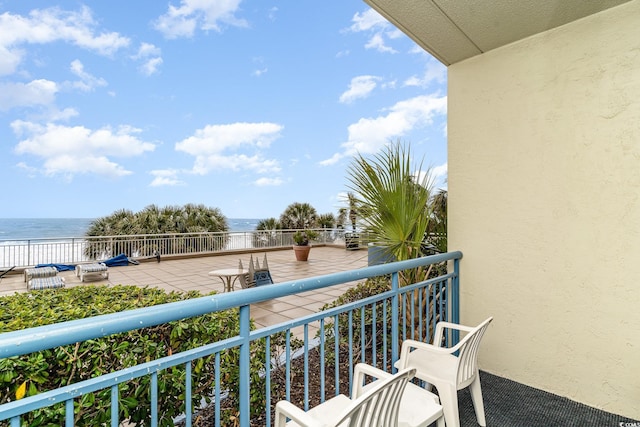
0 251 461 427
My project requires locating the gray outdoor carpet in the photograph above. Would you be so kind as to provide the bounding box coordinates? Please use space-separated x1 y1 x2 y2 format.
452 371 639 426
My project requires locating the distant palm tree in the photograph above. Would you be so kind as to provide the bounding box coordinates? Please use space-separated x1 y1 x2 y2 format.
84 204 228 259
426 189 447 254
256 218 281 231
254 217 282 247
317 213 336 229
279 202 318 230
347 192 359 232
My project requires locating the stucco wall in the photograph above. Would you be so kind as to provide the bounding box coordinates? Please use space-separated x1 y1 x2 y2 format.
448 0 640 419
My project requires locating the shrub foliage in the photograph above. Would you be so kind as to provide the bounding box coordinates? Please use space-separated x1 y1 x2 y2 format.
0 285 265 426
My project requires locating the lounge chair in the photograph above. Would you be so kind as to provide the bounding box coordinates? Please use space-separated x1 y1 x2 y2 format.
24 266 58 282
75 263 109 282
28 276 65 290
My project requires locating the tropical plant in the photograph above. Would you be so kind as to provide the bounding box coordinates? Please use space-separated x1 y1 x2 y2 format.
425 189 447 255
0 285 267 426
337 192 359 231
292 229 319 246
347 142 446 343
347 142 434 263
253 217 282 247
317 213 336 229
84 204 228 259
278 202 318 230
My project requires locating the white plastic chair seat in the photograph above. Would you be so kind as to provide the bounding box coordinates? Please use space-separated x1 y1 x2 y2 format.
401 350 459 386
359 381 444 427
276 364 444 427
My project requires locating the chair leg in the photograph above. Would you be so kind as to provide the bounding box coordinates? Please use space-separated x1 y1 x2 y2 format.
469 375 487 426
435 383 460 427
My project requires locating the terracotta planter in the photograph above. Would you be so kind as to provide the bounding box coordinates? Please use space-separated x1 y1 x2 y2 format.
293 245 311 261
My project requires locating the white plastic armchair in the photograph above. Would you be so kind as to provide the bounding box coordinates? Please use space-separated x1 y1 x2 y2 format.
275 366 416 427
396 317 493 427
352 363 444 427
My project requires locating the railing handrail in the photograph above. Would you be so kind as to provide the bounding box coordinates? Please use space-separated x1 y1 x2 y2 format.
0 228 358 269
0 251 460 359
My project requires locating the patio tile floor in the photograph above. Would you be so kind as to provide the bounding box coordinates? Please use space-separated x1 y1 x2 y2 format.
0 246 369 330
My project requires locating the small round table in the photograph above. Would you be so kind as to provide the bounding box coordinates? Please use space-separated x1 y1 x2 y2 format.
208 268 247 292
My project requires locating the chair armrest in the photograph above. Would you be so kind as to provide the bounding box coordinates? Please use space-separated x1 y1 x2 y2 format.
433 321 475 347
352 363 393 398
397 339 458 369
275 400 324 427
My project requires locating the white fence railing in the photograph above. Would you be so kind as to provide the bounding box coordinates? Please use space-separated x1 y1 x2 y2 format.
0 229 363 269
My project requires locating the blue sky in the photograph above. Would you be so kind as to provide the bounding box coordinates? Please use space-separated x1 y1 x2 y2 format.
0 1 447 220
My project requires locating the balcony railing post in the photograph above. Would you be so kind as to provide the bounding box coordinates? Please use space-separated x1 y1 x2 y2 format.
239 304 251 427
391 271 399 373
452 257 461 345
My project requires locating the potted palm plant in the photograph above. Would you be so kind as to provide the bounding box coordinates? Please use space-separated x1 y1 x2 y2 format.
292 229 319 261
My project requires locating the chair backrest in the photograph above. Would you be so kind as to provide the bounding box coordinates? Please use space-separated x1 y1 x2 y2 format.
455 317 493 388
332 367 416 427
248 253 273 287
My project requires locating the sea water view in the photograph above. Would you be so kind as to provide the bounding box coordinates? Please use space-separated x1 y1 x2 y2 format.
0 217 262 241
0 218 265 269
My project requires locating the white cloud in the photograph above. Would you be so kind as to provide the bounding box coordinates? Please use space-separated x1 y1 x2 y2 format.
133 43 163 76
133 42 161 59
192 154 280 174
348 8 397 54
432 162 448 191
253 67 268 77
150 169 185 187
404 58 447 88
0 79 58 111
320 94 447 166
140 57 164 76
255 177 284 187
365 33 397 53
349 9 388 32
176 122 283 155
0 7 129 75
11 121 155 179
176 122 283 174
154 0 248 39
339 75 380 104
68 60 107 91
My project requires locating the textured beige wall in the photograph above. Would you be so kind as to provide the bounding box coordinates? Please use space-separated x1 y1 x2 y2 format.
448 0 640 419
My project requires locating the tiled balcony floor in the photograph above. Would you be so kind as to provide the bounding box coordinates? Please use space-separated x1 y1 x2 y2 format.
0 246 369 329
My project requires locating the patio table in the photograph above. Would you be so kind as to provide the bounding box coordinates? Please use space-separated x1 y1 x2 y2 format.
208 268 248 292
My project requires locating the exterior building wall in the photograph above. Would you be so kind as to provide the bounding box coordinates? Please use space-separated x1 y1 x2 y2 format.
448 0 640 418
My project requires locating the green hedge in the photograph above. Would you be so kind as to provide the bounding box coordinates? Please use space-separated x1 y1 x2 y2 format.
0 285 266 426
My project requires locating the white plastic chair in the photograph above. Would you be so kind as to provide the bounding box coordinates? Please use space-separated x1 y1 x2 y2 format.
396 317 493 427
275 364 443 427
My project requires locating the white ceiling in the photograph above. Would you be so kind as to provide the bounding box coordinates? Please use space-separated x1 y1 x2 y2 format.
363 0 632 65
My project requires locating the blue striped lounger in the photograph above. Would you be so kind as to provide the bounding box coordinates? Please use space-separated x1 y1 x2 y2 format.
28 276 65 290
24 266 58 282
76 263 109 282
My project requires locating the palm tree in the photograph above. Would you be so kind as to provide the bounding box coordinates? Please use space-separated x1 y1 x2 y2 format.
253 218 281 247
347 192 358 232
425 189 447 255
278 202 318 230
84 205 228 259
347 142 433 263
317 213 336 229
347 142 440 342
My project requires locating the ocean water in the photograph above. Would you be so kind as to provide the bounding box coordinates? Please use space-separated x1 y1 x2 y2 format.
0 218 263 241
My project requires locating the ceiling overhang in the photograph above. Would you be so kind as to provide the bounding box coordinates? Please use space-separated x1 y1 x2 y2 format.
363 0 632 65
